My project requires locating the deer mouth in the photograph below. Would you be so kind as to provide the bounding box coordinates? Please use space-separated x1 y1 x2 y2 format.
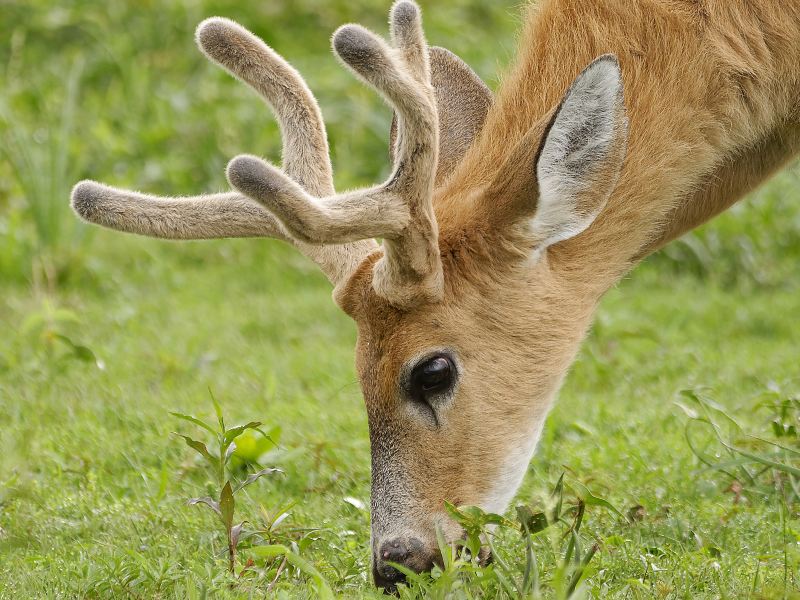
372 539 493 593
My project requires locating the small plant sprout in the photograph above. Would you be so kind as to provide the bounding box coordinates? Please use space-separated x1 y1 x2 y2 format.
171 390 281 575
390 474 615 599
677 388 800 497
21 299 103 369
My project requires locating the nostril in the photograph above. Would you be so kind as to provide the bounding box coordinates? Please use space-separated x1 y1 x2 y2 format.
379 539 410 563
373 538 438 591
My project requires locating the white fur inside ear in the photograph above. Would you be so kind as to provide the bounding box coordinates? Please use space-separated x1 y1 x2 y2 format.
533 56 624 247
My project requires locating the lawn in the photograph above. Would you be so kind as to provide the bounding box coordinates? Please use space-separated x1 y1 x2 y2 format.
1 1 799 598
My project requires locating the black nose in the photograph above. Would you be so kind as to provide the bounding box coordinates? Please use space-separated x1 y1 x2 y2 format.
380 539 410 563
374 537 428 592
373 539 409 592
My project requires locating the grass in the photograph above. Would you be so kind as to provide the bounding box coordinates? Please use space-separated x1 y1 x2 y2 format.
1 1 799 598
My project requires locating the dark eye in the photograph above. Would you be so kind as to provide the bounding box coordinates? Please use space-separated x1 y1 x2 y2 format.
409 355 456 403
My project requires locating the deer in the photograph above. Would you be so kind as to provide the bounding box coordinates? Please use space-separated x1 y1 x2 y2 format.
70 0 800 590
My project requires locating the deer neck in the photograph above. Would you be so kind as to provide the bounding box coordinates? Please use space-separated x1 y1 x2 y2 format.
453 0 800 298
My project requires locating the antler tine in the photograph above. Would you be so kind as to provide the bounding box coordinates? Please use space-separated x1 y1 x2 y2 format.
389 0 430 84
196 17 378 283
71 17 376 289
196 17 333 197
228 0 443 309
71 184 290 241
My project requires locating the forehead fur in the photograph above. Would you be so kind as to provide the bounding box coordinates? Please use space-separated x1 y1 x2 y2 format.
336 183 539 320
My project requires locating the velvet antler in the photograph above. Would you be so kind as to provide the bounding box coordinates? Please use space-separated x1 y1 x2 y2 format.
72 1 458 307
70 17 376 288
227 1 443 308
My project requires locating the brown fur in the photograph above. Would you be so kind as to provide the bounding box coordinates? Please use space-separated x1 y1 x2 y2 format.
448 0 800 285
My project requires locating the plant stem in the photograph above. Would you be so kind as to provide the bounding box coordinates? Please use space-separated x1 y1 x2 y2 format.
218 435 227 490
228 531 237 575
566 543 598 597
267 556 288 593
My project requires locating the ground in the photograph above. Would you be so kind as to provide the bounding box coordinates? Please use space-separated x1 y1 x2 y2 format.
1 1 799 598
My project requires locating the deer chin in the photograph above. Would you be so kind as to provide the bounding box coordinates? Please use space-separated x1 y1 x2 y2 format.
482 421 547 515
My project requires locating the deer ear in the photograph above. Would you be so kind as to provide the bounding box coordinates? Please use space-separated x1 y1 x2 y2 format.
487 55 628 250
390 46 493 185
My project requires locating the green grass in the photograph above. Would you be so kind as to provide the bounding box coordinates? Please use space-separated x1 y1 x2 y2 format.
1 1 799 598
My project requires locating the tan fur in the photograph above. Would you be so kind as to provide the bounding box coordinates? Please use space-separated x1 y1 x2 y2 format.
70 0 800 587
448 0 800 287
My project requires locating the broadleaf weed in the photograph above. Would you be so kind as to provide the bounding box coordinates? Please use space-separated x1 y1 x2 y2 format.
172 391 281 577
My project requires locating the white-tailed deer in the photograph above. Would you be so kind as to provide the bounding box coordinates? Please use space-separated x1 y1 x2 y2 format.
71 0 800 590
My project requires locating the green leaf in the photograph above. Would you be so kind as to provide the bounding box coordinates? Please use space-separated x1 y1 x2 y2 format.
52 333 97 364
494 567 521 598
155 463 168 503
551 472 565 520
517 505 550 534
434 524 453 571
443 504 483 558
231 427 280 464
383 560 430 588
230 522 245 548
565 528 581 564
262 425 282 447
745 434 800 457
443 502 514 561
233 468 282 494
219 481 235 531
723 444 800 478
569 481 623 518
173 433 216 467
566 543 599 597
445 502 515 530
209 388 224 432
224 422 263 446
522 529 539 597
225 442 237 464
170 412 217 436
72 344 96 363
247 545 333 599
674 401 699 420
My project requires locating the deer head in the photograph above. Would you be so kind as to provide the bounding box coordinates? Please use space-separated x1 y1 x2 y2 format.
71 1 628 590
